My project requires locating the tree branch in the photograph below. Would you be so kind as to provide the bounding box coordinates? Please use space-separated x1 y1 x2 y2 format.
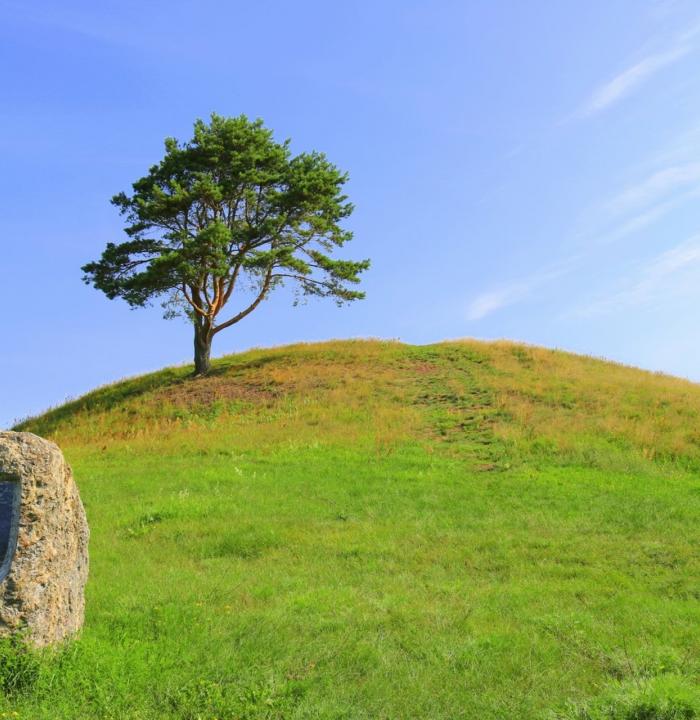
182 284 208 316
271 273 332 289
212 266 274 335
221 264 241 306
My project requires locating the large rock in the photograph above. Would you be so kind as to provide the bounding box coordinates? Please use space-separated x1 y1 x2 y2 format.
0 432 89 646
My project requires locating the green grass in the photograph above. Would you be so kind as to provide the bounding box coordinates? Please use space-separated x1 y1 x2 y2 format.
7 340 700 719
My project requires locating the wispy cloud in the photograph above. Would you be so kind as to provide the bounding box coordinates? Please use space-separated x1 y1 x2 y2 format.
575 24 699 118
577 235 700 316
2 2 186 54
470 131 700 323
580 47 689 117
606 162 700 214
466 259 578 321
580 167 700 246
605 202 673 241
3 3 133 46
570 129 700 246
467 286 526 321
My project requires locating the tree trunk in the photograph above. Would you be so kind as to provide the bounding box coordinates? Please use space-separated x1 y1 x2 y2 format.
193 322 212 376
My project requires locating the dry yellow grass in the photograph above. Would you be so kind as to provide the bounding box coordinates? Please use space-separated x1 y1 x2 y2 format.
19 339 700 472
451 340 700 468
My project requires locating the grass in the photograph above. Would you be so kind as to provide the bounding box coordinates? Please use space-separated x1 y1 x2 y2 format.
6 339 700 719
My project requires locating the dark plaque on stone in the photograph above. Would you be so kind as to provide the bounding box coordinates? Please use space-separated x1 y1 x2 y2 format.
0 475 20 582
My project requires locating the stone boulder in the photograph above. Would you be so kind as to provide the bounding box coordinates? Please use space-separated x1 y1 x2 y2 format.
0 432 89 646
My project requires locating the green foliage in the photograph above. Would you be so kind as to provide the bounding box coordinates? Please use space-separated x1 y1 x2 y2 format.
82 114 369 372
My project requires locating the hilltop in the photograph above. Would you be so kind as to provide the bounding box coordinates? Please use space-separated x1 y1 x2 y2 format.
9 340 700 719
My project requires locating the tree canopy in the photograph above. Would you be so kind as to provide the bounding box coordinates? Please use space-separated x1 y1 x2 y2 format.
82 114 369 374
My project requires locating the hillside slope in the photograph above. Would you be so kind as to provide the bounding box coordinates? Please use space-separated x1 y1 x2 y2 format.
11 340 700 719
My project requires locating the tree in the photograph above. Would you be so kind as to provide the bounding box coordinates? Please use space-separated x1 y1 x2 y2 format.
82 114 369 375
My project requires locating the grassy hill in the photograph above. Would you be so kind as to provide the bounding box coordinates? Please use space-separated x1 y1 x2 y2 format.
8 339 700 719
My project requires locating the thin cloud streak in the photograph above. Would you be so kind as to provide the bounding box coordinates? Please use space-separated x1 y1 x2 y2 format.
469 152 700 323
466 258 579 321
3 3 139 47
576 235 700 316
573 147 700 248
590 184 700 246
467 286 525 321
574 23 699 118
606 162 700 214
580 46 689 117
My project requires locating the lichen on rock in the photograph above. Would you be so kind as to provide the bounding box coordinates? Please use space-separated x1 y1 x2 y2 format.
0 432 89 647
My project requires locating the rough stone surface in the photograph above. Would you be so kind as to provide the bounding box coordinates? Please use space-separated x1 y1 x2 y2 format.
0 432 89 647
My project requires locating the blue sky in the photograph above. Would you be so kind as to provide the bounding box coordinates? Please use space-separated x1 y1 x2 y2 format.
2 0 700 427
